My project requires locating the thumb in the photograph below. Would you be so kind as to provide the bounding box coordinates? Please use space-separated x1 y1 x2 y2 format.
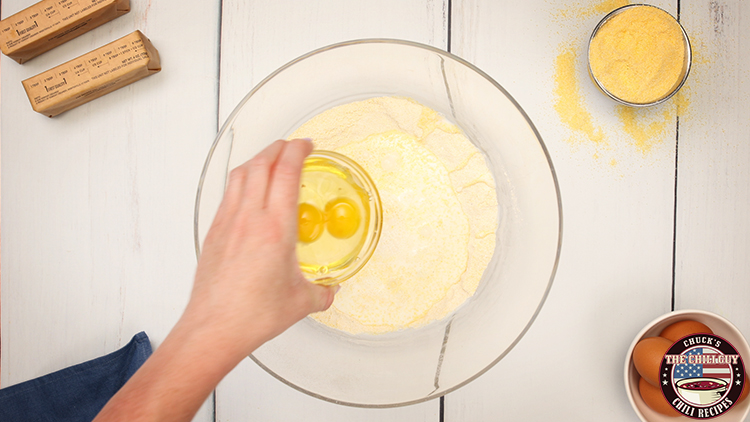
308 283 339 313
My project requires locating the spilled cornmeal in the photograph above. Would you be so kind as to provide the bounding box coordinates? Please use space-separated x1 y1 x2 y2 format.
291 97 498 334
551 0 694 160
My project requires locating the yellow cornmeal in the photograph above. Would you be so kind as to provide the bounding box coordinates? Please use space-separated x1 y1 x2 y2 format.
552 1 694 160
291 97 498 334
554 45 605 144
616 105 672 154
589 6 687 104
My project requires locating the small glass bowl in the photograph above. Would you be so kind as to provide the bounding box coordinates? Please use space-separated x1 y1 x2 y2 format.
587 4 692 107
297 150 382 286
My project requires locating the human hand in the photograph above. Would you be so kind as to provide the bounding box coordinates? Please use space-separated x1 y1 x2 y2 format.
185 138 337 362
93 139 336 422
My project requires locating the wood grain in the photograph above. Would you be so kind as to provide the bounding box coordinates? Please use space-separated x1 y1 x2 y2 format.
447 0 678 420
215 0 447 420
218 0 449 124
1 0 747 420
1 0 220 419
675 2 750 340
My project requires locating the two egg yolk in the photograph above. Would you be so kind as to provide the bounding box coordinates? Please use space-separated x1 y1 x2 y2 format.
298 198 360 243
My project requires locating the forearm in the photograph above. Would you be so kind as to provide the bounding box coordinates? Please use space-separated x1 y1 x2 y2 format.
92 139 335 421
93 308 260 422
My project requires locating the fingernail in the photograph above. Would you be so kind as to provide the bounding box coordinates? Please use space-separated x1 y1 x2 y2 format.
334 285 341 294
300 137 313 142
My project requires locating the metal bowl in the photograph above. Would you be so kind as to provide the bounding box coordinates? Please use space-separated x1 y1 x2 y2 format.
587 4 692 107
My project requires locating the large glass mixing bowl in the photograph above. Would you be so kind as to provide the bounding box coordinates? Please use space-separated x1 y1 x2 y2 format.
194 39 562 407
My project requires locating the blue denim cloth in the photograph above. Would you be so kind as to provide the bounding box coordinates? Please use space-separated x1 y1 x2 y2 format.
0 332 152 422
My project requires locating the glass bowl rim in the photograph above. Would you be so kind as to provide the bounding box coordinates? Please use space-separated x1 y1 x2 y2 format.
193 38 564 408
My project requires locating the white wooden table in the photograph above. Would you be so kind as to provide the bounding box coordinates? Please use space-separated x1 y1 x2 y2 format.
2 1 748 420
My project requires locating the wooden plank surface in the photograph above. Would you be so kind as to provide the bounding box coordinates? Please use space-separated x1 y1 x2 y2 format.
675 2 750 336
446 0 679 420
0 0 748 421
215 1 446 420
0 0 221 420
217 0 449 124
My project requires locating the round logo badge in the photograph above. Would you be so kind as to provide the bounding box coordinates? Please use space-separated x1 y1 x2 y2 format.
660 334 745 419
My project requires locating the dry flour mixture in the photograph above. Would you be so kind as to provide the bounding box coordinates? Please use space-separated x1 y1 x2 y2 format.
291 96 498 334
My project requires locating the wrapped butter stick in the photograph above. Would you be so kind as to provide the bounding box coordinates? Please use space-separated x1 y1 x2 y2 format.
22 30 160 117
0 0 130 64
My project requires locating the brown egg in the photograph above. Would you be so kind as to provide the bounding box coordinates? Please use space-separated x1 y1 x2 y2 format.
659 320 713 342
739 382 749 404
633 336 673 386
639 376 681 417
